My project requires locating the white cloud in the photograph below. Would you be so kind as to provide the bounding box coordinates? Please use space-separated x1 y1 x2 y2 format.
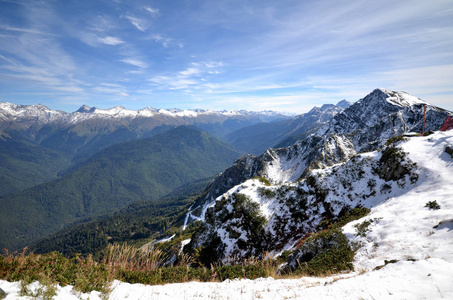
0 25 47 35
52 85 85 93
144 6 159 16
148 75 197 90
120 58 148 68
179 67 201 77
93 85 129 96
88 15 117 33
0 54 19 66
148 34 182 48
148 61 223 90
98 36 124 45
124 15 147 32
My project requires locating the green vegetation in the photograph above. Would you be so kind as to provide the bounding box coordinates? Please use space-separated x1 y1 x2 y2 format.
0 206 372 294
31 178 209 257
257 187 276 198
0 126 242 251
0 138 70 196
192 193 268 265
252 176 271 186
1 249 112 294
376 144 418 183
316 207 371 231
0 242 345 295
354 217 381 237
290 228 355 276
425 200 441 210
385 135 406 147
286 206 371 276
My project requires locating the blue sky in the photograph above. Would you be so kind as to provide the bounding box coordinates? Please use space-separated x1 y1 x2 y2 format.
0 0 452 114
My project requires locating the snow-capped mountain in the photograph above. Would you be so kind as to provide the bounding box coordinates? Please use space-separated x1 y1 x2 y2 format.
0 102 293 163
189 127 453 266
186 89 453 259
0 102 292 127
186 89 452 223
226 100 351 154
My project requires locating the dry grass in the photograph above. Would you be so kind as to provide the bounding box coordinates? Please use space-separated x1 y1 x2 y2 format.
103 243 165 272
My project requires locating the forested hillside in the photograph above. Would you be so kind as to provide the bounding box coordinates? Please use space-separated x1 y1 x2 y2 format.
0 126 242 251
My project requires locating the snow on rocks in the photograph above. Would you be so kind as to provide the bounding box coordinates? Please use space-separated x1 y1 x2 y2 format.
344 131 453 271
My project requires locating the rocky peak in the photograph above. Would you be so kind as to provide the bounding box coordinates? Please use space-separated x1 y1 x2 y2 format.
76 105 92 113
336 99 352 109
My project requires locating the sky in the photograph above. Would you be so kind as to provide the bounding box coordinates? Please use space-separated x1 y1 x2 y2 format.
0 0 452 114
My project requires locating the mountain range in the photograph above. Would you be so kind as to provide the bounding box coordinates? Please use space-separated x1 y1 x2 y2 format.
1 88 452 261
0 104 294 196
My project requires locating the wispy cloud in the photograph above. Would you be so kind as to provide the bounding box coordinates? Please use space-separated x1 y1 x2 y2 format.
0 25 48 35
98 36 124 45
148 34 183 48
124 15 147 32
88 15 117 33
120 58 148 68
144 6 159 16
0 1 90 98
148 61 223 90
93 83 129 96
0 54 19 66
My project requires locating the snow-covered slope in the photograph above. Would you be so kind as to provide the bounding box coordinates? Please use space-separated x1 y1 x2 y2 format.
2 130 452 299
187 89 452 222
190 131 417 259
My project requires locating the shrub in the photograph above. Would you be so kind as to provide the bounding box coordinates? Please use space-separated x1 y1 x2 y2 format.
354 218 378 237
378 145 418 182
385 135 406 146
257 187 276 198
252 176 271 186
0 249 112 294
425 200 440 210
288 228 355 276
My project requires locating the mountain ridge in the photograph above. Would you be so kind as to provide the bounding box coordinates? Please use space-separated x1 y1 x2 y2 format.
188 116 453 266
185 88 452 224
226 99 351 155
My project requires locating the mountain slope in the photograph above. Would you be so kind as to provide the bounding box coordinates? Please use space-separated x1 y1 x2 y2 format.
0 137 70 196
186 89 452 223
225 100 349 155
0 126 242 251
31 178 211 257
189 130 453 265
